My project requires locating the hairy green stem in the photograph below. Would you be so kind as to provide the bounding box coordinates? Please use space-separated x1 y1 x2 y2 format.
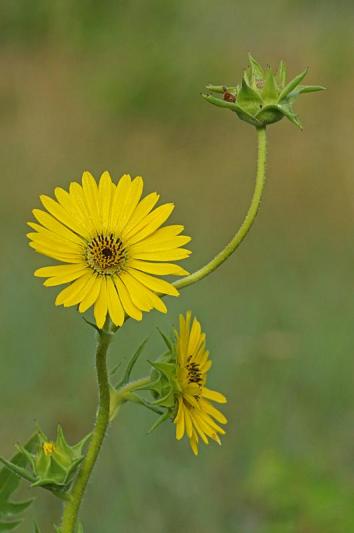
60 329 113 533
174 126 267 290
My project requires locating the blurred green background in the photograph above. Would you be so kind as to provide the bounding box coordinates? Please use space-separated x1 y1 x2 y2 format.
1 1 354 532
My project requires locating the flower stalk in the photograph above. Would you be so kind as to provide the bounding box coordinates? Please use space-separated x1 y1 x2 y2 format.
174 126 267 290
60 327 113 533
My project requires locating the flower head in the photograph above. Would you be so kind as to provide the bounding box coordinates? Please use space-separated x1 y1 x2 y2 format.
149 312 227 455
203 54 325 129
28 172 191 328
174 312 227 455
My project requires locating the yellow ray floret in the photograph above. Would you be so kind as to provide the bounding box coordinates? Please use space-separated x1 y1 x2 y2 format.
174 312 227 455
28 172 191 328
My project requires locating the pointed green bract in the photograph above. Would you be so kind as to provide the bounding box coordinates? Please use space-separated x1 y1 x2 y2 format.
0 434 39 531
203 55 325 128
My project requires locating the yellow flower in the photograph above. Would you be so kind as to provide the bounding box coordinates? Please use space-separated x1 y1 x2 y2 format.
174 312 227 455
28 172 191 328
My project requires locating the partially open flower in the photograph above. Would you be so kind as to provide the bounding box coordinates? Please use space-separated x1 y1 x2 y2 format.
203 54 325 129
149 312 227 455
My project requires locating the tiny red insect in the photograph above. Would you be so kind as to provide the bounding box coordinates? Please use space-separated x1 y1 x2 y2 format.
223 91 236 103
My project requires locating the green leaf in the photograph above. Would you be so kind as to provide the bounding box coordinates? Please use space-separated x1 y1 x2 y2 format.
0 434 39 530
0 458 36 485
33 523 41 533
0 521 21 531
115 338 149 388
0 499 33 517
0 435 38 500
279 67 308 101
157 328 173 352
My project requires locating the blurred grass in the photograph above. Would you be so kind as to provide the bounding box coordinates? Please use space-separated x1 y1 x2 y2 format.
1 1 354 532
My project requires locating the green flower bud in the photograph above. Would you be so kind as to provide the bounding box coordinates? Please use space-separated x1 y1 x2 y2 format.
17 426 89 494
203 54 325 129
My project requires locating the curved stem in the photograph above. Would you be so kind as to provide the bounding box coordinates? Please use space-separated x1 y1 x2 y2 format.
60 329 112 533
174 126 267 290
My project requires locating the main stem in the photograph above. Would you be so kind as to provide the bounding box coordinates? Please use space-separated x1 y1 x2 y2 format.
61 329 112 532
174 126 267 290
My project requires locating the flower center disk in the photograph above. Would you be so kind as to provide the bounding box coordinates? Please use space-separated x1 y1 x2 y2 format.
86 233 127 275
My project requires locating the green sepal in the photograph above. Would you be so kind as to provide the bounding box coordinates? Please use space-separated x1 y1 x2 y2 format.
287 84 326 100
276 104 303 129
82 316 101 333
278 67 308 101
262 69 278 102
205 84 237 94
202 93 239 111
276 60 287 88
248 53 264 81
147 411 171 434
238 76 263 105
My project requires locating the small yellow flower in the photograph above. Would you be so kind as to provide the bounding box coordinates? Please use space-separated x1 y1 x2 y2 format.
42 441 55 456
174 312 227 455
28 172 191 328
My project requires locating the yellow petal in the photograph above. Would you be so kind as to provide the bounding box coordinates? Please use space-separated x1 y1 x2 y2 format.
125 203 175 245
44 267 90 287
38 196 89 238
188 317 202 356
54 186 86 227
106 276 125 327
69 182 97 236
189 435 199 456
29 241 83 264
122 192 159 237
132 248 191 262
119 272 152 312
129 269 179 297
98 171 113 231
199 399 227 425
94 277 108 329
174 399 185 440
81 171 100 230
128 259 188 277
202 387 227 404
130 235 191 253
114 276 142 321
79 276 101 313
116 176 144 233
55 273 93 307
35 264 85 278
110 174 132 231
